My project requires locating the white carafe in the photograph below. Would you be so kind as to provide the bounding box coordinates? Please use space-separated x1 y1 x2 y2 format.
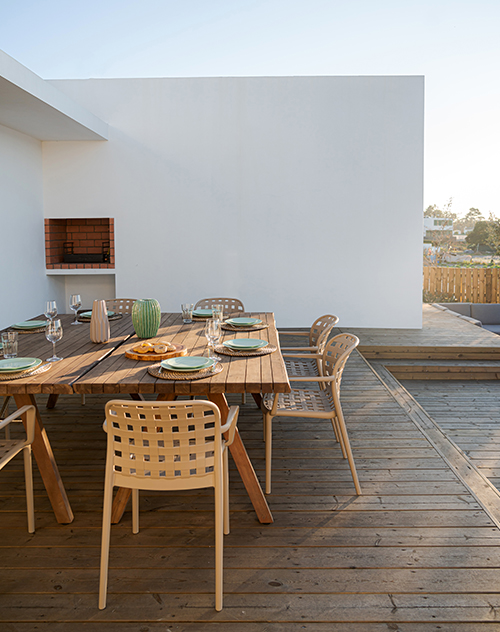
90 299 110 343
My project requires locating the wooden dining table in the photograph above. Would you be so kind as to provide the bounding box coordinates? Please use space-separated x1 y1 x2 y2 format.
0 311 290 525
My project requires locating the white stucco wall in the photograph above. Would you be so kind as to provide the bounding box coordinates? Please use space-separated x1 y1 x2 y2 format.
44 76 424 328
0 124 52 328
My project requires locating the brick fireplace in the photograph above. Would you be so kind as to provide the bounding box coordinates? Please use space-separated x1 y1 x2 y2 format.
45 218 114 270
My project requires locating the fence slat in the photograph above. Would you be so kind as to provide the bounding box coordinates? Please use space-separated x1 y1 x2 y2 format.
423 266 500 303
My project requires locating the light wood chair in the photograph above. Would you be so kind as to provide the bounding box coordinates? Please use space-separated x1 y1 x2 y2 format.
194 298 245 315
104 298 138 315
0 405 36 533
280 315 339 385
261 333 361 496
99 399 239 611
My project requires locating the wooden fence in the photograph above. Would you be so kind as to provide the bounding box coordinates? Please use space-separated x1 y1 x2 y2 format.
423 266 500 303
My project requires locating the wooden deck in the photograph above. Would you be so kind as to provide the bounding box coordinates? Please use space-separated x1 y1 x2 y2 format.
3 316 500 628
404 379 500 493
347 303 500 379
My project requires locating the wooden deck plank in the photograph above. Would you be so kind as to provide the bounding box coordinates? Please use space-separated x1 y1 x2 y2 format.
1 345 500 627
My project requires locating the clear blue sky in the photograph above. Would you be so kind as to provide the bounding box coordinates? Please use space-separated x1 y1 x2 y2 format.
2 0 499 218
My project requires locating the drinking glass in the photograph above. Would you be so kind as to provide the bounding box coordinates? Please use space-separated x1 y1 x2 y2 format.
205 319 221 362
212 304 224 321
46 319 63 362
181 303 194 324
44 300 58 321
69 294 82 325
1 331 18 359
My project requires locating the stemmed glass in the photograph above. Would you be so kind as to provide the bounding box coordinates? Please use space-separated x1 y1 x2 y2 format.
46 319 63 362
44 300 58 321
69 294 82 325
205 319 221 362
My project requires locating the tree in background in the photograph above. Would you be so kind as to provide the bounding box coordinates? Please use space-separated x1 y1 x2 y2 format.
454 207 484 233
424 198 456 220
465 214 500 253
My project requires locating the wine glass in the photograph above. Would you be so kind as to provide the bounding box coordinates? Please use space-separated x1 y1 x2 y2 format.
46 319 63 362
44 300 58 321
205 319 221 362
69 294 82 325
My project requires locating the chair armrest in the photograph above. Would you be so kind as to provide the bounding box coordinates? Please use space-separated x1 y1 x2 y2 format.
282 352 322 359
278 331 309 337
221 406 239 446
281 346 318 352
0 405 36 444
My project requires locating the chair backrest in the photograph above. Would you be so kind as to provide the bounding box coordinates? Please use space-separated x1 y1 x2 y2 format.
309 314 340 351
105 400 224 490
105 298 138 315
322 333 359 397
195 298 245 314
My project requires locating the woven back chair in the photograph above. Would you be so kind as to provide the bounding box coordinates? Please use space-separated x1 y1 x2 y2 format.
261 333 360 496
281 315 339 385
280 314 339 352
104 298 137 315
195 298 245 316
99 399 239 611
0 405 36 533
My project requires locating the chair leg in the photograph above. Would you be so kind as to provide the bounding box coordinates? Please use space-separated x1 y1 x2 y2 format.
23 445 35 533
214 458 224 611
99 475 114 609
265 413 272 495
331 416 347 458
223 448 230 535
336 409 362 495
132 489 140 534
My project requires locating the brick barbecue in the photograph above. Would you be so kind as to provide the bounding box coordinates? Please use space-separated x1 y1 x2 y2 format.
45 218 114 270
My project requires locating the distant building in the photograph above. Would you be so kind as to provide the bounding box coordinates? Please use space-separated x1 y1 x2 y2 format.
424 217 453 241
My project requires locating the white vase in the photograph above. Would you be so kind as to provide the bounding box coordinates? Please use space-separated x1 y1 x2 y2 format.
90 299 110 343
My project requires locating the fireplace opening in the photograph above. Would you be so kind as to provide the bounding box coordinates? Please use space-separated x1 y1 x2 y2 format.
45 218 114 270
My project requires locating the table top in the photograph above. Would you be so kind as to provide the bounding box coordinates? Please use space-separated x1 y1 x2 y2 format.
0 314 135 395
0 312 290 397
74 312 290 396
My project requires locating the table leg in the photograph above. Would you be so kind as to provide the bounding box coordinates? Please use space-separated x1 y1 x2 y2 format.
111 487 132 524
252 393 262 408
46 394 59 409
14 394 74 524
209 393 273 524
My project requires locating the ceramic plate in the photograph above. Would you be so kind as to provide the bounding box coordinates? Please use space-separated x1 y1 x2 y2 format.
161 356 215 372
223 338 268 350
193 309 213 317
0 357 42 372
12 320 47 329
225 317 262 327
80 311 115 318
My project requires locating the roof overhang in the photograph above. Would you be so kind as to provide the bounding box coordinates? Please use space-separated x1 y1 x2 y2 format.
0 50 108 141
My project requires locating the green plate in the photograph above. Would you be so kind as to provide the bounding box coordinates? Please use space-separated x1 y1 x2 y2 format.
161 356 214 372
0 357 42 372
223 338 268 351
80 311 115 318
193 309 213 317
225 317 262 327
12 320 47 329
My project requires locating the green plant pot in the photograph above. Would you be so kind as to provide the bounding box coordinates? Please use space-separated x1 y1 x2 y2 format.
132 298 161 339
